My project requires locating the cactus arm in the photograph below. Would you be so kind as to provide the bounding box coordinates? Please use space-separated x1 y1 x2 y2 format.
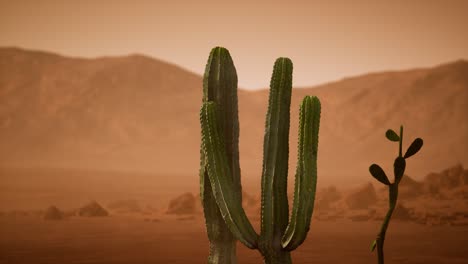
203 46 241 192
201 102 259 249
281 96 321 251
200 46 242 263
259 58 293 262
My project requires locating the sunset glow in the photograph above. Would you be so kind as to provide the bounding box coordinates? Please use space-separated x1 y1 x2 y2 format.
1 0 467 88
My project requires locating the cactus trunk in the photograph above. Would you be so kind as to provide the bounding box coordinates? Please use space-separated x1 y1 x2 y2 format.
262 252 292 264
204 183 237 263
200 47 241 264
376 184 398 264
200 47 321 263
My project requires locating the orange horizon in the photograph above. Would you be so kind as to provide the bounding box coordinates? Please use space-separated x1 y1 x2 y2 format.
1 0 468 89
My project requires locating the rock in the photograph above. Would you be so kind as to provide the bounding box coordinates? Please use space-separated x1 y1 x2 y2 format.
451 186 468 200
316 185 342 211
345 183 377 210
242 191 259 209
43 206 64 220
453 211 468 218
450 218 468 226
424 164 467 194
398 175 424 199
77 201 109 217
167 192 196 215
392 203 413 221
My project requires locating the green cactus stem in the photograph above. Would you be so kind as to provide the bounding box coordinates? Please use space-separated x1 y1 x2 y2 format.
369 125 423 264
201 102 259 249
257 57 294 263
200 47 321 264
282 95 321 251
200 47 242 263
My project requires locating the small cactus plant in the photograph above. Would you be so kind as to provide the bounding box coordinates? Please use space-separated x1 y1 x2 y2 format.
200 46 321 264
369 126 423 264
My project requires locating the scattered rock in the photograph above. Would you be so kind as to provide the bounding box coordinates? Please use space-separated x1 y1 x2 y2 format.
167 192 197 215
63 210 77 217
424 164 467 194
345 183 377 210
450 218 468 226
451 186 468 200
242 191 259 209
392 203 413 221
398 175 425 199
43 206 64 220
453 211 468 218
77 201 109 217
316 185 342 211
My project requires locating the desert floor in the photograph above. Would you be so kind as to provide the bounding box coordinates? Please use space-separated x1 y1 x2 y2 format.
1 215 468 264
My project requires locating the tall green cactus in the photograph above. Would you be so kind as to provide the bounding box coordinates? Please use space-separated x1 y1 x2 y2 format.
200 47 243 263
368 126 423 264
200 46 321 264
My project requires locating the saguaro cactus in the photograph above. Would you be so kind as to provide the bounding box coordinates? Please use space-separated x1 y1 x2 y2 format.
368 126 423 264
200 46 321 264
200 47 242 263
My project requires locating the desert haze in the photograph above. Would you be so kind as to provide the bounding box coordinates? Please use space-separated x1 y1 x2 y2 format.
0 47 467 264
0 47 466 186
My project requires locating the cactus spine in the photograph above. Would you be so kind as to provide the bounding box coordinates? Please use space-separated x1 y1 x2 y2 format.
368 126 423 264
200 47 321 264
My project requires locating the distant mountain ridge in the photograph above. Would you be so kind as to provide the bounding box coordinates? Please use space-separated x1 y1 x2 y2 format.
0 47 467 186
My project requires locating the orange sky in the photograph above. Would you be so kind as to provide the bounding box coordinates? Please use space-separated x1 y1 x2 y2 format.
1 0 467 89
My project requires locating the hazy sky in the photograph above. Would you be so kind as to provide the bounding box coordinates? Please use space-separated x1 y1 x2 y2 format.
1 0 467 89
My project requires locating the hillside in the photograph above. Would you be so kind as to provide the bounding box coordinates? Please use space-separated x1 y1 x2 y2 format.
0 47 467 186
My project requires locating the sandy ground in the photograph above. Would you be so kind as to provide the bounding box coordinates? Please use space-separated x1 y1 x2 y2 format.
1 215 467 264
1 167 467 263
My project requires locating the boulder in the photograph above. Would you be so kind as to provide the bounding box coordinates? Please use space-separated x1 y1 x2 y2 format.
77 201 109 217
345 183 377 210
424 164 467 194
392 203 413 221
242 191 259 209
316 185 342 211
43 206 64 220
398 175 425 199
167 192 197 215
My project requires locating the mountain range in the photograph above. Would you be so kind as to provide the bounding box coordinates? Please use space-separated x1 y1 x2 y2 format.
0 47 466 186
